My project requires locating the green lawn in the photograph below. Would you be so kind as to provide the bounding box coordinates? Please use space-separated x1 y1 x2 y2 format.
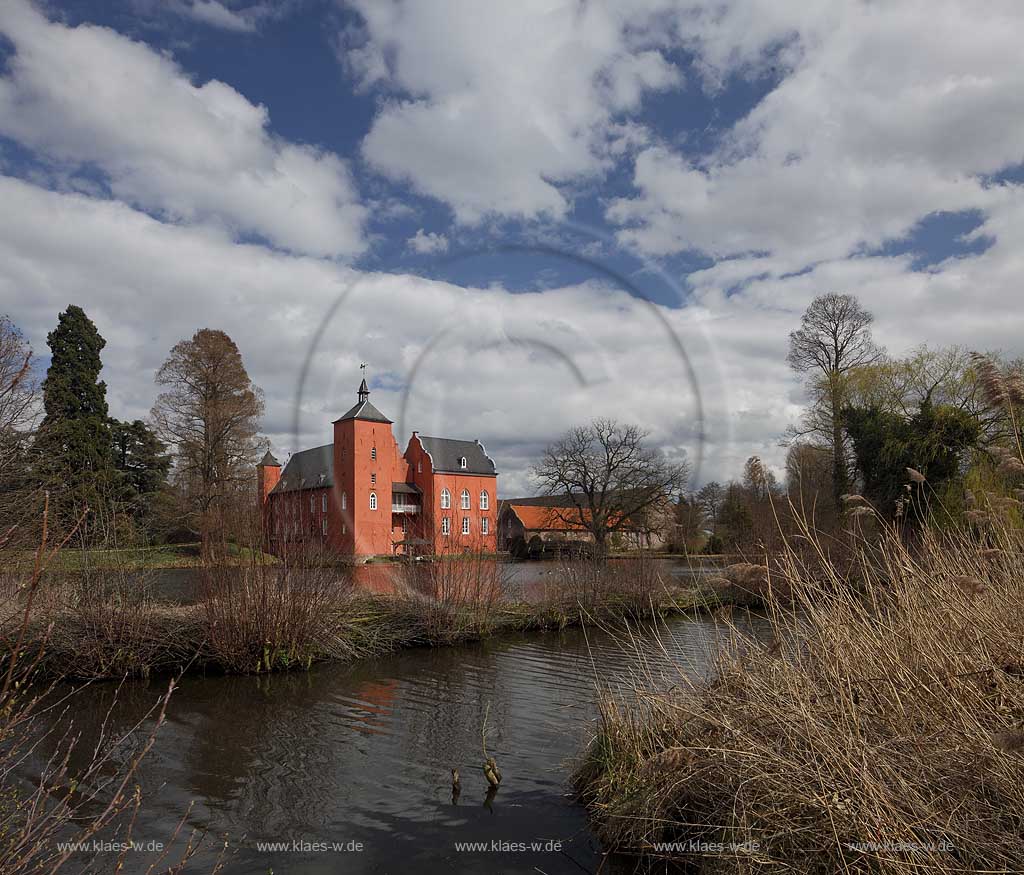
3 542 276 572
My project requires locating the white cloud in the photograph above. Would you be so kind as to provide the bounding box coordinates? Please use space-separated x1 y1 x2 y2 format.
0 0 367 258
344 0 683 223
407 229 449 254
180 1 257 32
608 0 1024 275
4 172 1024 495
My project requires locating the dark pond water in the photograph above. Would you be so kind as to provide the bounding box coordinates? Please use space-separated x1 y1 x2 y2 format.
34 612 765 874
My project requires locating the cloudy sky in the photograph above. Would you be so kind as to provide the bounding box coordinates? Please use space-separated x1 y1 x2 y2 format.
1 0 1023 496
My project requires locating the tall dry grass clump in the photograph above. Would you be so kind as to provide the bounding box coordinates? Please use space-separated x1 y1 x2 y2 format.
395 552 508 642
536 554 669 624
198 561 354 672
576 507 1024 873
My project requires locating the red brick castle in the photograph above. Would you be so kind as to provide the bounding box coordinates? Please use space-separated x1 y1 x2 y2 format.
258 378 498 559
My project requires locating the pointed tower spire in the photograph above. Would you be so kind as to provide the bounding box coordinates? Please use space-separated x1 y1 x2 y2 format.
358 363 369 401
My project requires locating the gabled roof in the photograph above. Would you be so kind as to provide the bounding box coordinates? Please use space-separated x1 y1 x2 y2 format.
506 504 589 531
416 435 497 475
269 443 333 494
334 398 393 424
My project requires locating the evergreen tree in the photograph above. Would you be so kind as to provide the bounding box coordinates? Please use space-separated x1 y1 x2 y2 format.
845 397 980 520
110 418 171 532
37 306 115 531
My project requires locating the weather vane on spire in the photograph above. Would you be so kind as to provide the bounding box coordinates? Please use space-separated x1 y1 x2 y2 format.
359 362 367 379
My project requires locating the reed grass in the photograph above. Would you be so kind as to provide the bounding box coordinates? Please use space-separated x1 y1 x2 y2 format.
574 505 1024 873
6 552 707 681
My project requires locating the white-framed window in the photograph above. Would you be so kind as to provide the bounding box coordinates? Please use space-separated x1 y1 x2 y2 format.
322 494 327 513
479 490 489 510
402 517 408 535
417 461 422 473
371 472 376 485
322 517 327 535
441 517 450 535
481 517 489 535
371 446 377 460
462 517 470 535
341 492 347 510
440 488 451 509
369 491 377 510
461 489 470 510
459 456 467 469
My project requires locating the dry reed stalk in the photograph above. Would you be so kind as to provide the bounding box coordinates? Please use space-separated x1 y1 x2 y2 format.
576 505 1024 873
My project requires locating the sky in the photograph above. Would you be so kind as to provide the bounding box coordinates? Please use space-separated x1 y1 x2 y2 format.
1 0 1023 497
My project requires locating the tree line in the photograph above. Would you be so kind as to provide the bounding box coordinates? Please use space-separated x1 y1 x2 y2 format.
0 306 264 559
671 293 1024 554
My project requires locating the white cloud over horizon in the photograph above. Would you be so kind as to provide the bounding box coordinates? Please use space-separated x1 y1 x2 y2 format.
1 0 1024 496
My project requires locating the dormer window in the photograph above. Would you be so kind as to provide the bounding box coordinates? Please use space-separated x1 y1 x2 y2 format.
459 456 467 469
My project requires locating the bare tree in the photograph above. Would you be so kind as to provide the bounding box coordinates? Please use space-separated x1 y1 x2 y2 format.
152 329 264 559
0 317 41 531
695 480 725 526
0 316 38 434
788 293 883 505
533 419 690 554
785 441 833 516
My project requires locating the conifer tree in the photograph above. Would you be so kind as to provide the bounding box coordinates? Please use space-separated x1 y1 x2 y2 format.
38 305 115 531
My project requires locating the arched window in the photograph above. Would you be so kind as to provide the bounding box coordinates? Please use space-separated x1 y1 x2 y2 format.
441 517 450 535
460 489 470 510
369 491 377 510
459 456 467 469
479 490 489 510
440 488 451 509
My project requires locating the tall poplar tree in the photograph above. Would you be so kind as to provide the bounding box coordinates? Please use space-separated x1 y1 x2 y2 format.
38 306 115 531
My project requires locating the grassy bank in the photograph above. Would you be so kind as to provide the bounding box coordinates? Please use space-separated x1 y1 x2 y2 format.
6 554 719 681
574 510 1024 873
1 540 276 571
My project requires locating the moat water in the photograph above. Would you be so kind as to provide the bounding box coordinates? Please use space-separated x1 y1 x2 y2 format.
30 610 766 874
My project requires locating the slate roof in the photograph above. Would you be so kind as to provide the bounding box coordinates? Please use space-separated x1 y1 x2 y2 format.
269 444 334 494
259 450 281 467
417 436 497 475
334 398 393 424
392 482 422 495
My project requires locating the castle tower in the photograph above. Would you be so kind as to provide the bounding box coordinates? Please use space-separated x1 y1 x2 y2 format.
332 376 404 558
256 449 281 505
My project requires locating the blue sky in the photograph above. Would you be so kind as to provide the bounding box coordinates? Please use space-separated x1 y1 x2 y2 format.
1 0 1023 494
